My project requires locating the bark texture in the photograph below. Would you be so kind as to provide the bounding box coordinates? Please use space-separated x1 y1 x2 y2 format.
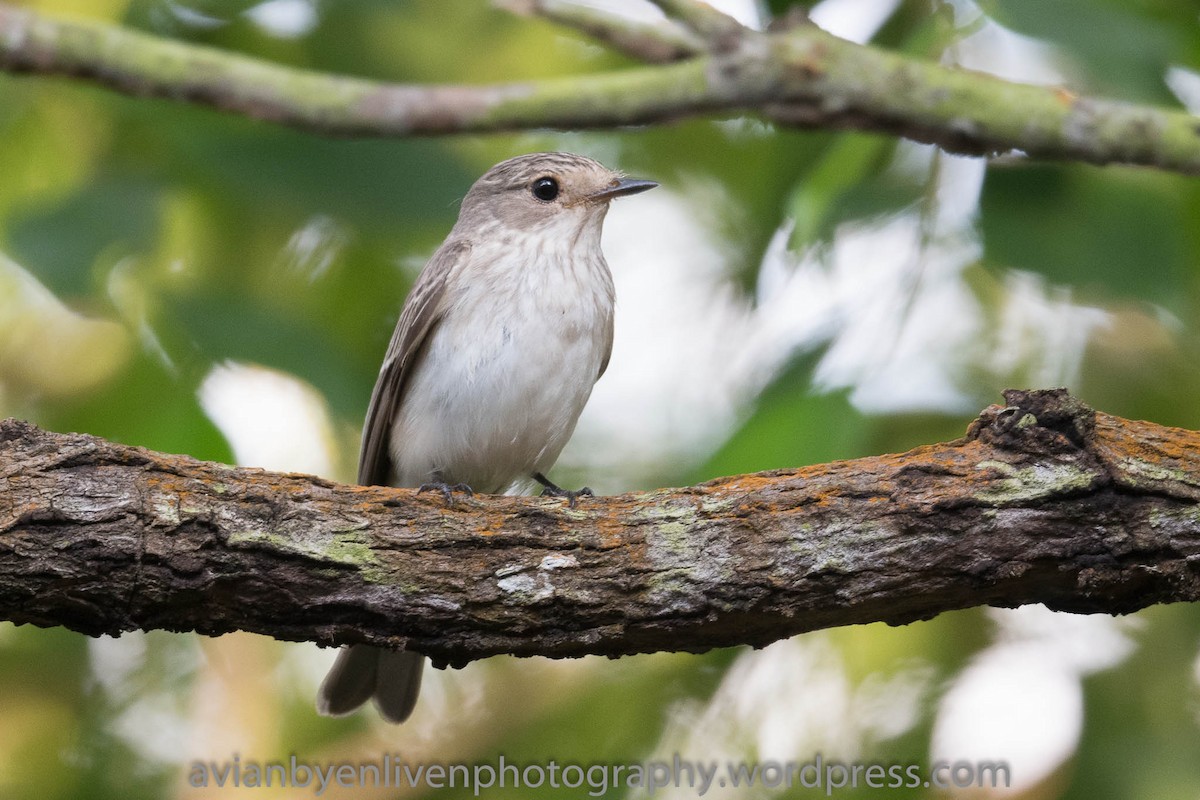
1 389 1199 668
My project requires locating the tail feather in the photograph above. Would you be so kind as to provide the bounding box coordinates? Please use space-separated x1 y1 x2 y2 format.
373 649 425 724
317 645 425 723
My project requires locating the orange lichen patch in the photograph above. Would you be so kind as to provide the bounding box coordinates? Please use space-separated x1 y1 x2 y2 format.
801 484 844 506
260 474 301 493
711 471 801 495
1094 414 1200 460
142 471 197 498
694 440 1003 515
465 503 518 542
1089 414 1200 499
589 510 629 549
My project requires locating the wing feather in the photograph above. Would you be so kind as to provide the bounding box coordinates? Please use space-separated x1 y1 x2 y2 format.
596 318 614 381
357 240 471 487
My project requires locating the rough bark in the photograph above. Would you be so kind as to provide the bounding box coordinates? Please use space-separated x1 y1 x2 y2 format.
0 3 1199 174
1 389 1198 668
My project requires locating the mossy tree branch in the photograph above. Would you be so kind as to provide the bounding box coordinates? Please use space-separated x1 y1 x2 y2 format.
0 3 1198 173
2 389 1199 669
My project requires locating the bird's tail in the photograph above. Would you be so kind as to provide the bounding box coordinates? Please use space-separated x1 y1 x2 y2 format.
316 645 425 724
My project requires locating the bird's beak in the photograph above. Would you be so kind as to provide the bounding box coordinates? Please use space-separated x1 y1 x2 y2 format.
589 178 658 203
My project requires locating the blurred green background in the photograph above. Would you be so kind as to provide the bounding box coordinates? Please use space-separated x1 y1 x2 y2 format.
2 0 1200 798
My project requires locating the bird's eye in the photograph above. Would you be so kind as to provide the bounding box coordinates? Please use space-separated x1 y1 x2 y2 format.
531 177 560 202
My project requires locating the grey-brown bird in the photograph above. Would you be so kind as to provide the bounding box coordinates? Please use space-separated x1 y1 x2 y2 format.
316 152 656 723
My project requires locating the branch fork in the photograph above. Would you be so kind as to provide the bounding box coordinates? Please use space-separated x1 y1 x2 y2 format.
0 3 1197 171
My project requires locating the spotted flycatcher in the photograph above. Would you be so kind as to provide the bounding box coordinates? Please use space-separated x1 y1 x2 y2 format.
316 152 656 723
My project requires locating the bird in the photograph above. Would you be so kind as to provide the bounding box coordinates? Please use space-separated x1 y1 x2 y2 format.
316 152 656 723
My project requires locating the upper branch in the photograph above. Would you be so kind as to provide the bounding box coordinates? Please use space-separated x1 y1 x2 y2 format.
1 4 1199 173
643 0 744 43
504 0 704 63
1 389 1199 669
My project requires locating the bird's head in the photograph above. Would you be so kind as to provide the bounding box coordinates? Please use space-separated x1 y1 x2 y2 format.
454 152 657 238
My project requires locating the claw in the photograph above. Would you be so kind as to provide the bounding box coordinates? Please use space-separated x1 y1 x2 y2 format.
533 472 593 508
417 481 474 504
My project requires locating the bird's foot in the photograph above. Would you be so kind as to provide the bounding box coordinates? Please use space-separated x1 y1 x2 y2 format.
417 481 474 504
533 472 593 509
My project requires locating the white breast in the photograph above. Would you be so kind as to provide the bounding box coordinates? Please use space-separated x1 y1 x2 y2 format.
388 223 615 493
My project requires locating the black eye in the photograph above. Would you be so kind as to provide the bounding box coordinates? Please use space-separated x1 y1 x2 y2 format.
531 177 559 202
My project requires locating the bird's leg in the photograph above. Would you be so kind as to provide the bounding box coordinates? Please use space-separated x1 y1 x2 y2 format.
417 473 474 504
533 472 593 508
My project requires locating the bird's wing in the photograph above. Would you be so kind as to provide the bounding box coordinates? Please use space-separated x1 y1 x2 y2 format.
596 317 614 381
357 240 471 487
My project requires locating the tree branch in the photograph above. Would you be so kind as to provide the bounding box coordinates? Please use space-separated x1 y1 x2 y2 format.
644 0 744 43
1 4 1198 173
503 0 704 63
2 389 1199 669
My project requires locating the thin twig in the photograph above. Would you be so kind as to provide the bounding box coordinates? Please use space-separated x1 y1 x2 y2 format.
499 0 704 62
644 0 746 40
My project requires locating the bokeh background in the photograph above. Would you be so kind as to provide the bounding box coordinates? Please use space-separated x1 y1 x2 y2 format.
3 0 1200 797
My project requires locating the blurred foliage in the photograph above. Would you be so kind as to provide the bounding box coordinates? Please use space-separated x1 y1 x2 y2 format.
1 1 1200 799
985 0 1197 102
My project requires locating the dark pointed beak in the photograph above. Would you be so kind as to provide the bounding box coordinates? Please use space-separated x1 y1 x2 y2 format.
590 178 658 203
